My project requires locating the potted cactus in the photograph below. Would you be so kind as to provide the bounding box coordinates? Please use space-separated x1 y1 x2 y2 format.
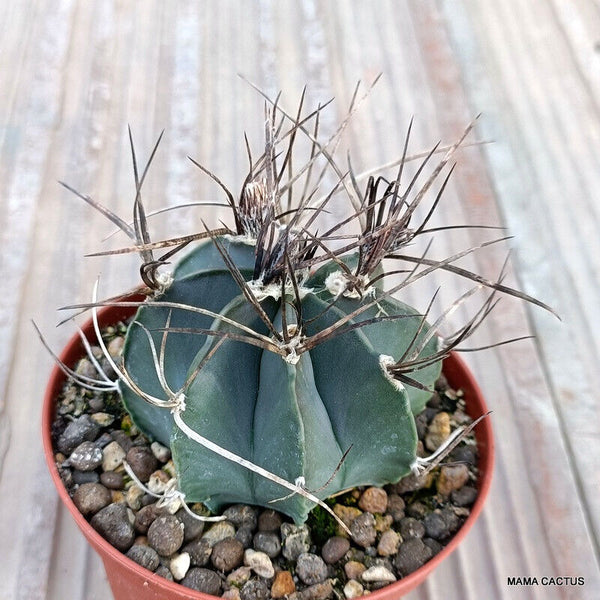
41 87 553 599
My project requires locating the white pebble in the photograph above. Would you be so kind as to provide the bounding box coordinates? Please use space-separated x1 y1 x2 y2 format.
344 579 364 598
151 441 171 462
147 471 170 495
244 549 274 579
170 552 191 580
361 565 397 582
102 441 126 471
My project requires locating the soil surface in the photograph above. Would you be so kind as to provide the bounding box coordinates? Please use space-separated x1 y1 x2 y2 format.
51 320 480 600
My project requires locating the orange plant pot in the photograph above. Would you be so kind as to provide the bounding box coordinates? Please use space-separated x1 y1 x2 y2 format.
42 298 494 600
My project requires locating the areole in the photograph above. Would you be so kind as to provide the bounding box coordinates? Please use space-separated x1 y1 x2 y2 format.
42 299 494 600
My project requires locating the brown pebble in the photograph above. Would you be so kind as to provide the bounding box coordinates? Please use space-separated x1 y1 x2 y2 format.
321 536 350 564
344 560 367 580
377 529 401 556
437 464 470 496
126 446 158 483
72 482 111 516
271 570 296 598
386 494 405 522
258 509 283 532
100 470 124 490
211 538 244 572
148 515 184 556
134 503 160 535
333 505 362 536
358 487 388 513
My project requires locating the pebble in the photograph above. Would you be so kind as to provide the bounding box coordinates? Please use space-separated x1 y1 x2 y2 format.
126 544 160 571
424 537 444 555
377 529 401 556
88 395 105 412
253 531 281 558
451 444 477 466
211 538 244 571
437 464 470 496
298 580 333 599
175 506 205 543
107 335 124 357
343 580 364 598
111 430 134 453
358 487 388 513
126 484 145 511
126 446 158 483
91 503 135 552
296 553 328 585
415 411 429 439
69 441 103 471
72 470 100 485
374 514 393 532
281 523 311 560
95 432 113 448
258 509 282 532
394 538 434 576
100 470 124 490
180 567 222 595
386 494 405 522
147 515 184 556
202 520 236 547
399 517 425 539
236 525 254 548
73 482 111 516
332 505 362 532
155 565 174 581
57 414 101 455
147 470 170 495
392 471 434 494
361 565 397 583
321 536 350 564
222 589 242 600
170 552 191 580
350 512 377 548
240 579 270 600
244 548 275 578
425 412 451 451
224 504 258 530
406 501 428 519
150 441 171 462
451 485 478 507
134 503 160 534
344 561 366 580
227 566 252 587
184 538 212 566
424 511 450 541
90 412 114 427
271 570 296 598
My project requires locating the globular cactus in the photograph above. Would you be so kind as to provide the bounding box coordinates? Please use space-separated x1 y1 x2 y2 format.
120 237 441 523
57 87 554 526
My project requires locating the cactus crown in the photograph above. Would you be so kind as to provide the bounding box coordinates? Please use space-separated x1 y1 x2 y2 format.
55 85 554 525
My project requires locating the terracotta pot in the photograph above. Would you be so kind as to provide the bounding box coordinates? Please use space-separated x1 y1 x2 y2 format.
42 299 494 600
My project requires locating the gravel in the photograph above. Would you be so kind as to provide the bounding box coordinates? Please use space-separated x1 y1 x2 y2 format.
53 333 480 598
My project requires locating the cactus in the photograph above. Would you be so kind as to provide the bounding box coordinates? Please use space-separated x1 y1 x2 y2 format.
54 87 555 526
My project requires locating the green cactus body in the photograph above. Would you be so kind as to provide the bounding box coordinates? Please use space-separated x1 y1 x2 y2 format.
120 237 441 523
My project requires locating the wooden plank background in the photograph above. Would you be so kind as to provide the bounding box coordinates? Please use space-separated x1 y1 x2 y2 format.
1 1 599 599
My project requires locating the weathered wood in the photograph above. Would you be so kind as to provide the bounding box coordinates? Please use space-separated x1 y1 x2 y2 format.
0 1 599 599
